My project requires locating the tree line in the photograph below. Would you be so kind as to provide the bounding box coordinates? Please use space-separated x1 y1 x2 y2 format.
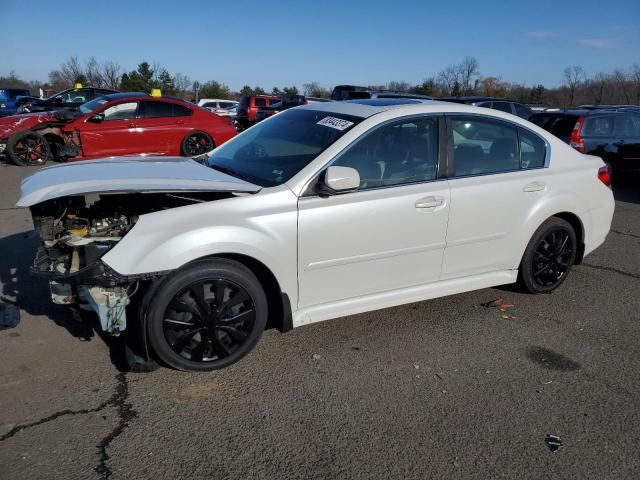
2 56 639 107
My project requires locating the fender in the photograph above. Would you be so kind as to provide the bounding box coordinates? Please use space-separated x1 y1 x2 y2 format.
101 187 299 305
511 191 588 269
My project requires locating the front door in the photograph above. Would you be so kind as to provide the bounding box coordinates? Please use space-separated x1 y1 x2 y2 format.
297 115 449 308
79 101 142 158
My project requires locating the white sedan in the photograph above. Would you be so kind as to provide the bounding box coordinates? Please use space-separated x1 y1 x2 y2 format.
18 99 614 371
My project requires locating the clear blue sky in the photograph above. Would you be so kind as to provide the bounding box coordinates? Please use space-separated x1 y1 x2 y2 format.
1 0 638 90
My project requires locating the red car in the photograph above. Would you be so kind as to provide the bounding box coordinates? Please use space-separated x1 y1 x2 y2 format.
235 95 281 130
0 93 237 166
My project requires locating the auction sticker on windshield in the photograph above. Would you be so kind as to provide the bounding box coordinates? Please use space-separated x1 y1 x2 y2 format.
317 116 354 131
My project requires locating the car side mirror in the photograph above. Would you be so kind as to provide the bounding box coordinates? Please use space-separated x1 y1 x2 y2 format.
53 97 63 104
321 166 360 194
88 113 105 123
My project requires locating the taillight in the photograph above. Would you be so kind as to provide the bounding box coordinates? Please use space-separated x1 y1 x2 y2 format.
598 164 612 188
570 116 586 153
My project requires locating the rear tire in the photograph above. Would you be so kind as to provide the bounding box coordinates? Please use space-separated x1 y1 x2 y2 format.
6 131 50 166
181 132 214 156
146 259 267 372
518 217 577 294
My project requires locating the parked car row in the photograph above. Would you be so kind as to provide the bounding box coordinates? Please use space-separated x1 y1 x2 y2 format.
0 92 236 166
1 82 638 176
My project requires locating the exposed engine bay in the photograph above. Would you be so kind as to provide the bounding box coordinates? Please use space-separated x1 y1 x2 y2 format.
29 191 233 334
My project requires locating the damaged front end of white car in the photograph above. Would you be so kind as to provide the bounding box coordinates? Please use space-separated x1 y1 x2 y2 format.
18 156 260 336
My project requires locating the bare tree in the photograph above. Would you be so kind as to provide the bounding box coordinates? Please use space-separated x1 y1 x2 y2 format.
303 81 330 97
612 68 631 104
437 66 460 95
589 72 609 105
458 56 480 95
632 64 640 105
563 65 585 106
386 81 412 92
100 62 122 90
85 57 104 87
173 73 192 98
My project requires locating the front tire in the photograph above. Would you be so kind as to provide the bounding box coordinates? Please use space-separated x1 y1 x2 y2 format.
518 217 577 294
6 131 50 166
146 259 267 372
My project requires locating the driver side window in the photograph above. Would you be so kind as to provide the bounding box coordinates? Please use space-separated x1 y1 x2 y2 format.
102 102 139 121
332 117 439 189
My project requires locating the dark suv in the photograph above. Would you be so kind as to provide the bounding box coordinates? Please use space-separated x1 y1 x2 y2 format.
16 87 117 113
331 85 433 101
530 108 640 175
0 88 32 117
440 96 534 119
235 95 281 130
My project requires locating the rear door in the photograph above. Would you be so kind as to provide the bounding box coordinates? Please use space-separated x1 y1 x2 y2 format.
79 101 142 158
614 113 640 165
442 115 549 278
136 100 182 155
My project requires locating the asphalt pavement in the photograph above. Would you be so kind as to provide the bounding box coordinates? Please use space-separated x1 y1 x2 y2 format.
0 161 639 479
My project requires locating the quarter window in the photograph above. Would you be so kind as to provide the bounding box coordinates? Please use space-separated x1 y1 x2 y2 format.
172 104 192 117
254 98 266 107
614 114 640 137
519 128 546 168
451 117 520 176
333 117 439 189
102 102 138 120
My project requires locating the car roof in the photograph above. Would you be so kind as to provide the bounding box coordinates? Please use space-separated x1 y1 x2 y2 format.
531 108 633 117
297 98 490 118
102 92 150 101
440 96 506 103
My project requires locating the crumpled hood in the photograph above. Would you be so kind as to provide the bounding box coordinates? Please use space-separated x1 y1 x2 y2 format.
17 156 261 207
0 112 59 139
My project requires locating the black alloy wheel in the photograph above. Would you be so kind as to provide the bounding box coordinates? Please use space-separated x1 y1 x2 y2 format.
182 132 214 156
518 217 577 294
164 279 255 362
7 131 50 166
146 259 267 371
531 229 574 288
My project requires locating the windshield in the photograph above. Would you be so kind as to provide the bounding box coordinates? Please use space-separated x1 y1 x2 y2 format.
78 96 109 114
208 109 363 187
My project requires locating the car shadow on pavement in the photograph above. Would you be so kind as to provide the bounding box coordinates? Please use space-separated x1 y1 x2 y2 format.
0 229 129 371
613 178 640 205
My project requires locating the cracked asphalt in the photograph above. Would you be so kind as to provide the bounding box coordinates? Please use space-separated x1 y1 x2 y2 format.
1 162 639 479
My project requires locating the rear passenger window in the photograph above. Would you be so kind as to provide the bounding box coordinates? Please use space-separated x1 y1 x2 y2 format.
583 115 615 136
141 101 173 118
451 117 519 176
172 104 192 117
333 117 439 189
492 102 512 113
254 98 266 107
515 104 532 119
519 128 546 168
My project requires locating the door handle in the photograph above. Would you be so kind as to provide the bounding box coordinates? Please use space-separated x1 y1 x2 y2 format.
127 122 136 128
415 196 444 209
176 119 185 125
523 181 546 193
